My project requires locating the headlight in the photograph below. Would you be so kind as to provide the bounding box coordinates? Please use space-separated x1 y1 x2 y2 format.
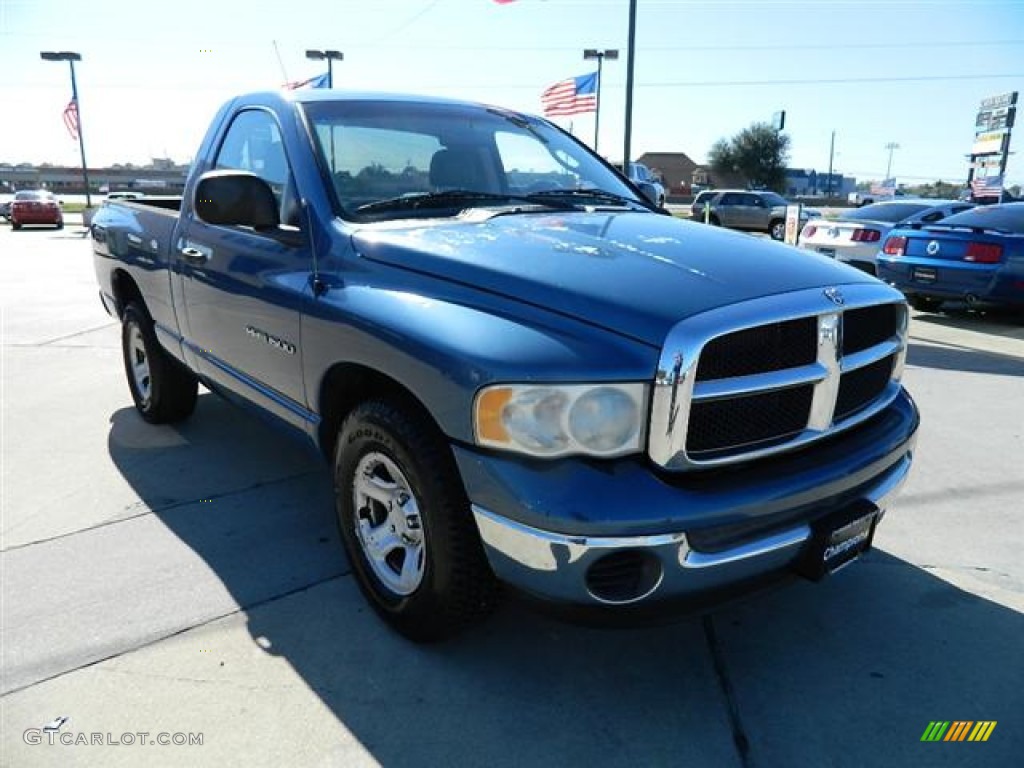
474 383 647 458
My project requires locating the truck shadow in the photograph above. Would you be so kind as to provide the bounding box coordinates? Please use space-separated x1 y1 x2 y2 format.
906 341 1024 376
106 398 1023 767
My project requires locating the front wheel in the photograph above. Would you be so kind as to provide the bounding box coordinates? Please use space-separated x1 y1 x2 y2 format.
334 400 498 642
121 303 198 423
770 219 785 240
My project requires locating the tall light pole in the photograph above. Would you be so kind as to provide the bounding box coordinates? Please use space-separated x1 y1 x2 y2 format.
622 0 637 169
305 49 343 88
884 141 900 181
40 51 92 207
583 48 618 153
826 130 836 198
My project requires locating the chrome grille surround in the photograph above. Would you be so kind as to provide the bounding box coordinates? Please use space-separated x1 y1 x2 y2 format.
649 283 908 470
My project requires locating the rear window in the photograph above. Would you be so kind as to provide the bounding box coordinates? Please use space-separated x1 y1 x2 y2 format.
929 203 1024 234
15 191 52 201
840 202 932 223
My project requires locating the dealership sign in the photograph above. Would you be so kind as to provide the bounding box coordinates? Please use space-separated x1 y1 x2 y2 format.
971 131 1007 155
967 91 1016 195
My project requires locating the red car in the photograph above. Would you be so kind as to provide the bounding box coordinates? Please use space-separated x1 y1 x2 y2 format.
10 190 64 230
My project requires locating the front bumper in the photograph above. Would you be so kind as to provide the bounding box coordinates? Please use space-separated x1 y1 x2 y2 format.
457 390 918 608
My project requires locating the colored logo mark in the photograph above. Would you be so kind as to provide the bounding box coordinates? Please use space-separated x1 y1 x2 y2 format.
921 721 997 742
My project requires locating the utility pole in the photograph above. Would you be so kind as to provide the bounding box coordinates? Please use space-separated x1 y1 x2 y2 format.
826 130 835 199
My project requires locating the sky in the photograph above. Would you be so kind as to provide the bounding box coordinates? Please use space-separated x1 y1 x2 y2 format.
1 0 1023 189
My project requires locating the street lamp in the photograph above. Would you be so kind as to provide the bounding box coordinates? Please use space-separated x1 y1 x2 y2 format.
305 49 343 88
40 51 92 207
582 48 618 153
884 141 900 181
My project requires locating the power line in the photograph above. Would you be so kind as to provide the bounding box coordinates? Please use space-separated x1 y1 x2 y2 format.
640 73 1024 88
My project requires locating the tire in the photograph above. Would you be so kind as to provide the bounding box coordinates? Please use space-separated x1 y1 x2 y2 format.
334 399 498 642
56 219 64 230
121 303 198 423
11 222 21 231
708 215 721 226
770 219 785 240
909 295 943 313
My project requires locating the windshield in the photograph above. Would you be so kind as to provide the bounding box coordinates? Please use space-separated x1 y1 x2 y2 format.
841 202 932 223
301 100 646 221
930 203 1024 234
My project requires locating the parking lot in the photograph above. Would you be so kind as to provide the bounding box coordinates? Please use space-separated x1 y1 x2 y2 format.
1 218 1022 767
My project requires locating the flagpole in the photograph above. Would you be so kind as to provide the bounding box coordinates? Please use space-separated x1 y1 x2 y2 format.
67 58 92 207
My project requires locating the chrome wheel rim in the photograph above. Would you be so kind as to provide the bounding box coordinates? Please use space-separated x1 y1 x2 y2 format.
128 325 152 407
351 452 426 596
772 222 785 240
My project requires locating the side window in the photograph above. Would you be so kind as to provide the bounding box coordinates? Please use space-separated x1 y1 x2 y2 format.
214 110 293 216
719 193 740 206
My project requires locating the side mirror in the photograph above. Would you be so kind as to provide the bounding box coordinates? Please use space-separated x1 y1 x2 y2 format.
636 181 660 206
194 170 279 229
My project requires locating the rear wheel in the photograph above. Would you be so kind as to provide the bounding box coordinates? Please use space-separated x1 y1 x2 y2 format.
334 399 498 642
11 222 21 231
121 303 198 423
708 214 721 226
909 295 943 313
770 219 785 240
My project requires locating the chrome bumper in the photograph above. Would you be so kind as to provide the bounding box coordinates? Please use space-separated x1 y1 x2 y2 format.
471 454 912 606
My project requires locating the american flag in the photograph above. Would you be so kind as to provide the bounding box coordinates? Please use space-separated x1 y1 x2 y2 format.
541 72 598 117
970 174 1004 197
62 98 79 140
283 72 330 90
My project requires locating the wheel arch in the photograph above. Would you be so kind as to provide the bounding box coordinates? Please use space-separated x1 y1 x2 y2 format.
110 268 145 320
316 362 445 461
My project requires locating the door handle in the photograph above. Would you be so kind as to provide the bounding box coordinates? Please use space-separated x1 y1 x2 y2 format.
180 246 210 265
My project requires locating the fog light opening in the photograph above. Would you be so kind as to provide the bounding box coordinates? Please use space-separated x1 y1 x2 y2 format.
584 550 663 604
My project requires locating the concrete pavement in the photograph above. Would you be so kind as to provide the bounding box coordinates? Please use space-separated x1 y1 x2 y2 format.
2 220 1021 767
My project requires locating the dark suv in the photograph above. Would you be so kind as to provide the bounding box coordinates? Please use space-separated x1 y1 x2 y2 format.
691 189 811 240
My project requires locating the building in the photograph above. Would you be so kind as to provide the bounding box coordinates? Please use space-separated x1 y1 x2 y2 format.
783 169 854 198
0 161 190 195
636 152 701 194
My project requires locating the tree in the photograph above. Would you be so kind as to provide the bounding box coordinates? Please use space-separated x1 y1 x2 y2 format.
708 122 791 192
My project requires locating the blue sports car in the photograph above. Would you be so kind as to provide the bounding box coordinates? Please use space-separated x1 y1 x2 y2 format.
876 202 1024 312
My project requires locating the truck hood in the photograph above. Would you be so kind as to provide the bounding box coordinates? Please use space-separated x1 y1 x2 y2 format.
351 210 874 346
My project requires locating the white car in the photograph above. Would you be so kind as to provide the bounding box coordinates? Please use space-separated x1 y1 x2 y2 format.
799 199 974 274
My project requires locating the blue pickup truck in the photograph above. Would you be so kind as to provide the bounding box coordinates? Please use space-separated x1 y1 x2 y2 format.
91 90 919 641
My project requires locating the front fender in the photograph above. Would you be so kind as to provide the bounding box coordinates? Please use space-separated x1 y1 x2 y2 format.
301 282 659 444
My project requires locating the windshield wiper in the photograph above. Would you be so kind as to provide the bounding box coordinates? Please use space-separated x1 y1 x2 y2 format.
527 187 645 208
355 190 576 214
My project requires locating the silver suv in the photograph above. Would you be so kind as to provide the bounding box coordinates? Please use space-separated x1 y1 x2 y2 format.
691 189 801 240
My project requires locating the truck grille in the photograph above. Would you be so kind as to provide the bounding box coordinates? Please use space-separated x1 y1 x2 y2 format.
649 285 908 470
835 355 895 421
687 385 814 457
695 318 817 381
